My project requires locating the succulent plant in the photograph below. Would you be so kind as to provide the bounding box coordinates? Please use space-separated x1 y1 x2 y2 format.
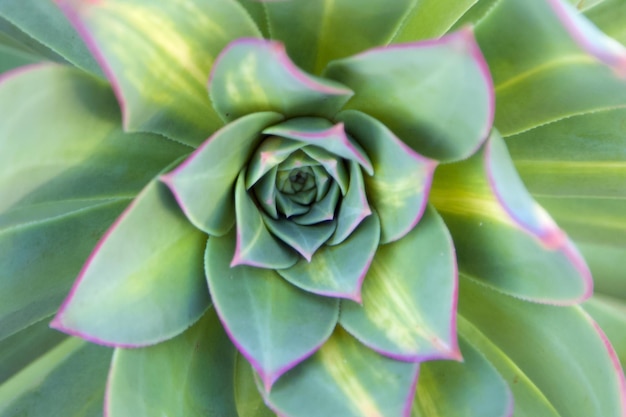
1 0 626 416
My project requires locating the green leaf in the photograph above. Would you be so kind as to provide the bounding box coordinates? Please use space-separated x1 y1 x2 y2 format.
0 44 40 73
506 108 626 294
0 0 102 75
232 170 299 269
263 215 336 262
0 64 188 339
205 229 339 390
162 112 283 236
210 40 353 122
328 161 371 245
474 0 626 135
456 316 562 417
325 28 494 162
340 207 459 361
235 0 270 38
107 308 238 417
278 212 380 301
265 327 420 417
264 0 415 74
459 276 626 417
0 316 66 384
57 0 262 146
431 131 592 304
339 110 437 244
51 181 210 347
391 0 480 42
585 0 626 46
0 338 111 417
584 294 626 368
577 242 626 298
411 338 512 417
234 356 277 417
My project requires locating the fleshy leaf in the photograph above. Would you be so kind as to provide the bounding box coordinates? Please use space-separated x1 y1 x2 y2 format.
430 131 592 305
584 0 626 46
210 39 353 122
292 182 341 226
234 355 278 417
265 327 420 417
459 276 626 417
278 213 380 302
0 64 188 340
0 44 40 73
325 28 494 162
456 316 562 417
340 206 459 362
328 161 371 245
547 0 626 75
300 146 350 195
263 215 336 262
0 0 102 75
505 108 626 294
0 338 111 417
205 229 339 391
263 0 415 74
412 337 512 417
339 110 437 244
584 294 626 367
232 170 298 269
57 0 262 146
474 0 626 135
246 136 305 188
390 0 480 43
162 112 283 236
51 181 210 347
107 308 238 417
264 118 373 174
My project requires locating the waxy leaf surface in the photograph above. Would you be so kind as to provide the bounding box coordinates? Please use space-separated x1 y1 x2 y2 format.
325 28 493 162
52 182 210 347
431 132 592 304
266 327 419 417
57 0 262 146
340 207 459 362
107 308 238 417
206 230 339 391
210 39 353 122
162 112 283 236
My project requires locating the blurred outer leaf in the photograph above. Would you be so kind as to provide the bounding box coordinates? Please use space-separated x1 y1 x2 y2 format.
235 0 270 38
0 64 187 340
0 316 66 383
325 28 493 162
235 357 277 417
266 327 420 417
51 181 210 347
391 0 478 42
338 110 437 244
264 0 414 74
459 276 626 417
584 294 626 367
474 0 626 136
0 0 102 75
411 338 512 417
0 44 40 73
205 229 339 391
0 15 68 62
210 39 353 123
431 133 591 305
340 207 459 362
456 316 562 417
585 0 626 45
57 0 261 147
505 108 626 295
107 308 238 417
278 213 380 302
0 338 111 417
162 112 283 236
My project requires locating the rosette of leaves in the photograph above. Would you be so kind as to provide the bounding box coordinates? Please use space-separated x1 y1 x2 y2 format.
1 0 626 416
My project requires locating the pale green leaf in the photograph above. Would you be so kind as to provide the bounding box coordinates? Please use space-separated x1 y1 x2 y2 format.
340 207 459 361
52 181 210 347
584 294 626 367
57 0 262 146
107 308 238 417
205 229 339 390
